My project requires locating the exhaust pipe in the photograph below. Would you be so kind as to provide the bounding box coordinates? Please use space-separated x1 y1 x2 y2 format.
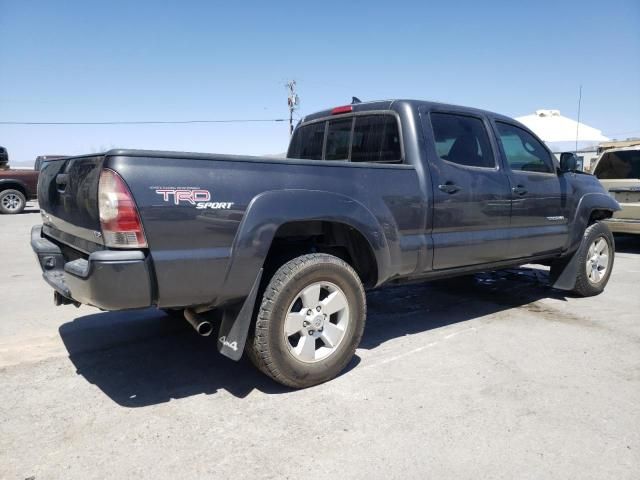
184 308 213 337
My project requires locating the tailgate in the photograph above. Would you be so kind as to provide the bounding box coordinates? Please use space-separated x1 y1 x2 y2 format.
38 155 105 251
602 179 640 220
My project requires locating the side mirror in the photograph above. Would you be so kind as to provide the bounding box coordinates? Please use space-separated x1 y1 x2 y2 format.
560 152 579 172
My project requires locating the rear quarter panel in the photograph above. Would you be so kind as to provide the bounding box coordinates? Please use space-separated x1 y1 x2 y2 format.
106 154 425 308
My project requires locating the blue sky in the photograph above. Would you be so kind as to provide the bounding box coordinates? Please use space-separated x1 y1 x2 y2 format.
1 0 639 164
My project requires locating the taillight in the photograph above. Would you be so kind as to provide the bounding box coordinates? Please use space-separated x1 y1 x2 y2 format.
331 105 353 115
98 168 147 248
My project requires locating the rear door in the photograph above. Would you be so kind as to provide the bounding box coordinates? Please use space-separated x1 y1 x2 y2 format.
38 155 105 251
420 109 512 270
492 121 570 258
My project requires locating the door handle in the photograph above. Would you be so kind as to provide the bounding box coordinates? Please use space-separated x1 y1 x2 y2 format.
512 185 528 196
438 183 460 194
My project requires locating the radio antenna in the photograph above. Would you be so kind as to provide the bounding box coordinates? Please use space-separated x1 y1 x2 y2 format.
575 84 582 153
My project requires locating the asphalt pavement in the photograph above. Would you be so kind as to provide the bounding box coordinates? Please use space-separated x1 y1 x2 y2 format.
1 204 639 479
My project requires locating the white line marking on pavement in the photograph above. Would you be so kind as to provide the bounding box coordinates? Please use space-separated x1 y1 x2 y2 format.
362 326 478 369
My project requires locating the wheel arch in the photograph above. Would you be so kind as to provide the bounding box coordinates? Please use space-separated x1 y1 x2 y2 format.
220 190 390 303
565 192 619 254
0 179 28 196
266 220 379 288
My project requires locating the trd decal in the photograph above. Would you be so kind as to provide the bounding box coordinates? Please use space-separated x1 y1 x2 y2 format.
154 188 234 210
155 189 210 205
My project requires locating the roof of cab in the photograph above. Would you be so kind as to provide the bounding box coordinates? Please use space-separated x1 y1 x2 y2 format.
300 99 515 124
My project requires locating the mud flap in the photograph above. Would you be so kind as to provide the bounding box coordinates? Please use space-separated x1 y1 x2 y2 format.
216 269 263 361
550 251 579 291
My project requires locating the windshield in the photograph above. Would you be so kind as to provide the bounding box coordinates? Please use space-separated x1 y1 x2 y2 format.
593 150 640 179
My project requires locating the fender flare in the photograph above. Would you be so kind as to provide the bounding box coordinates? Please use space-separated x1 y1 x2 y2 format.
553 192 619 291
0 178 29 194
221 189 390 301
215 189 391 360
564 192 620 254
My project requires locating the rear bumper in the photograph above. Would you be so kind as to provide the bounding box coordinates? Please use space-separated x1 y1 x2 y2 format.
31 225 153 310
604 218 640 235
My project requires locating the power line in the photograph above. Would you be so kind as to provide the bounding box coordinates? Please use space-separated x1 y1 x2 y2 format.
0 118 289 126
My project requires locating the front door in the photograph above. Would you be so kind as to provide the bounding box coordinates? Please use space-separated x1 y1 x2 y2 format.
420 109 512 270
492 121 570 258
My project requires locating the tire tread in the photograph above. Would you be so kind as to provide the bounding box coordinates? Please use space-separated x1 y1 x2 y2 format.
246 253 365 388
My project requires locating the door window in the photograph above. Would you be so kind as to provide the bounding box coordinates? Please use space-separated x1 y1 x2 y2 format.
496 122 554 173
430 113 495 168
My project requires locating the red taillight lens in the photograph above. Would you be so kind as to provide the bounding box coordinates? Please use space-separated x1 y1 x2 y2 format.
331 105 353 115
98 168 147 248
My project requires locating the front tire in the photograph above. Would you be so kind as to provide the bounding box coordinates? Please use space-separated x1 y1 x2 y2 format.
247 253 366 388
552 221 615 297
0 189 26 214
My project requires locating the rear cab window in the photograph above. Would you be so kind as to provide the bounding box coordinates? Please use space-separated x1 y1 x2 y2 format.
287 121 325 160
593 150 640 179
325 119 352 160
287 113 402 164
351 115 401 163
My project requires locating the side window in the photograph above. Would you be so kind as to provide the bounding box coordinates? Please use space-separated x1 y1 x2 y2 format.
351 115 401 163
287 121 325 160
496 122 554 173
430 113 495 168
325 118 353 160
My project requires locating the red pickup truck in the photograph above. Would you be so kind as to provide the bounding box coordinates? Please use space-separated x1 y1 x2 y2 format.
0 147 39 214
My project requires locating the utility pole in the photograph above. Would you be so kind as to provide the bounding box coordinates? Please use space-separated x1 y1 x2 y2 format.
286 80 299 136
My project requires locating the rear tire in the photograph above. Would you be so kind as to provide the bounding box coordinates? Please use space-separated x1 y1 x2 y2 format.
0 189 26 214
246 253 366 388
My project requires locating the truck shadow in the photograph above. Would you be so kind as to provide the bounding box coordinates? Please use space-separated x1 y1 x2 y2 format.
614 234 640 254
59 266 566 407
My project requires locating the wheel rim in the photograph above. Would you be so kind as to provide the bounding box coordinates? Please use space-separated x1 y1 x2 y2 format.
1 193 23 212
283 281 350 363
585 236 610 284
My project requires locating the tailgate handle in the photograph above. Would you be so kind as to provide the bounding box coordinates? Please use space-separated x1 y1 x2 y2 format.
56 173 69 191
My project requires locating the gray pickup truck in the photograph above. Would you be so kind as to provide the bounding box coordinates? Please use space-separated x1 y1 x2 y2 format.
31 99 619 387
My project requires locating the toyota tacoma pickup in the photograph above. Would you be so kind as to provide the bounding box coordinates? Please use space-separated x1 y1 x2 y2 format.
31 99 620 388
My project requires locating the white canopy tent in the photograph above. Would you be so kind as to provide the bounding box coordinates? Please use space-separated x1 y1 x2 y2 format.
516 109 609 152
